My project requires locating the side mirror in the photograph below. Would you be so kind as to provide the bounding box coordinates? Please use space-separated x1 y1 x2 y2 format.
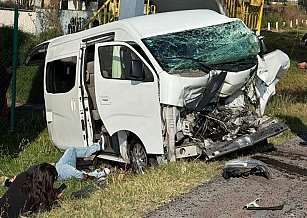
129 59 144 80
258 36 267 56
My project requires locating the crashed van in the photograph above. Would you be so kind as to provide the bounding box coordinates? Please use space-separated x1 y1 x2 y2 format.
27 10 289 172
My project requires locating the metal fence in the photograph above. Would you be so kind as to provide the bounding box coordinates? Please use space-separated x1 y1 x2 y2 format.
0 7 46 155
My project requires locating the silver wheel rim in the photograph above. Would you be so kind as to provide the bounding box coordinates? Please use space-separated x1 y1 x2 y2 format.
131 142 147 174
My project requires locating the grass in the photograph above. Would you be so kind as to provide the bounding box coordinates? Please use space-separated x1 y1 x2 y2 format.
262 29 307 140
0 128 222 218
1 29 307 218
41 161 221 218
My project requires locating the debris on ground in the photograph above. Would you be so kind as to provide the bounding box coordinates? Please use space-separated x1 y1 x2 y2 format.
222 158 272 179
243 198 284 210
297 62 307 69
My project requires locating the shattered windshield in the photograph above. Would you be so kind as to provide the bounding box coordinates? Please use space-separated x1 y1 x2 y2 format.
142 20 260 73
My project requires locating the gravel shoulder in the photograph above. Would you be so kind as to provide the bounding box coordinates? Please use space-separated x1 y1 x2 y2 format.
147 133 307 218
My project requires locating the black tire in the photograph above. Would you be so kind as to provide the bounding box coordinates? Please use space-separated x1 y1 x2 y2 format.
130 138 148 174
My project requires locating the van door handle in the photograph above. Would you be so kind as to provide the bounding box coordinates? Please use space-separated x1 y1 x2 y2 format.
100 96 111 105
71 98 76 111
46 111 53 123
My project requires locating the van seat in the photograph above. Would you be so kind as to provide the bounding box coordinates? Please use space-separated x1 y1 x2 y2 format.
86 61 98 115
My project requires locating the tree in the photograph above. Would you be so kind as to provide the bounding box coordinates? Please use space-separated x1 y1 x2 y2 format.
299 0 307 11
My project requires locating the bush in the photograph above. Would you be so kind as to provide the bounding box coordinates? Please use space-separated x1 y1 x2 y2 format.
38 28 63 41
0 0 15 9
262 13 284 29
1 26 63 103
262 4 307 29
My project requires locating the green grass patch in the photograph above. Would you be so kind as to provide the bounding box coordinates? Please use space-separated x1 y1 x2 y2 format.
40 161 221 218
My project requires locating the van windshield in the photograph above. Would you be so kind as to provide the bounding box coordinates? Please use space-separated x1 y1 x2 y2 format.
142 20 260 73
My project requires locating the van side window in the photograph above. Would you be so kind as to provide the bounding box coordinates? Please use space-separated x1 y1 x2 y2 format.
98 45 153 82
46 57 77 93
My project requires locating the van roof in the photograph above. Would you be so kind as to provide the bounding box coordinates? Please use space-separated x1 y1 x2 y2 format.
27 9 237 64
53 9 236 43
121 9 235 38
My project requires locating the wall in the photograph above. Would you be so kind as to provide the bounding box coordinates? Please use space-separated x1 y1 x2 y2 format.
0 9 37 34
0 8 93 35
60 10 93 34
119 0 144 19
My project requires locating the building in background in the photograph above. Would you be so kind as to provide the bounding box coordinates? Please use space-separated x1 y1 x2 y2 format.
0 0 101 34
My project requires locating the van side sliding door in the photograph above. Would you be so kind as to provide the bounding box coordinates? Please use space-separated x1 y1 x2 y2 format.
45 56 84 150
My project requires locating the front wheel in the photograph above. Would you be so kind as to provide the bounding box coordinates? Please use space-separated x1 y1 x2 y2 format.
130 139 148 174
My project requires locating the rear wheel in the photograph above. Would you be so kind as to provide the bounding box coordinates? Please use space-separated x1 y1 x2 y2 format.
130 138 148 174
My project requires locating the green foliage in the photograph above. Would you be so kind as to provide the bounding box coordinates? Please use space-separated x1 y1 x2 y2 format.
0 26 14 66
0 26 63 103
262 13 284 29
0 107 47 155
0 26 39 66
298 0 307 11
261 30 306 62
38 28 63 42
262 4 307 30
0 0 15 8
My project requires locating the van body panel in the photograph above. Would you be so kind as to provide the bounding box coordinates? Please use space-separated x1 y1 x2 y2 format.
94 42 163 154
44 53 84 150
219 66 256 97
255 49 290 115
159 71 211 107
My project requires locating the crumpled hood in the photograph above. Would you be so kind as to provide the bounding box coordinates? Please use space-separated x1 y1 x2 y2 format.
159 70 225 108
159 64 256 108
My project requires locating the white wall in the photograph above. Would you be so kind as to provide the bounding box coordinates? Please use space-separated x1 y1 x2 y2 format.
0 9 37 34
0 8 93 35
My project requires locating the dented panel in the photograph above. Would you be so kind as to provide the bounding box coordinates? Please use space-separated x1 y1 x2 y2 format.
256 50 290 115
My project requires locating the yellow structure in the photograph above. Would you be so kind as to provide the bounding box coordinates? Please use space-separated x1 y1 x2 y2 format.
84 0 264 35
83 0 120 29
223 0 264 35
83 0 156 30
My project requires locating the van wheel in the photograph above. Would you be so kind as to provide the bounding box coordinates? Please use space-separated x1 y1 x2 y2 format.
130 139 148 174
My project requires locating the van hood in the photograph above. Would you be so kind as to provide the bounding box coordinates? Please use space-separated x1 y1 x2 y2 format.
158 65 254 111
159 70 227 110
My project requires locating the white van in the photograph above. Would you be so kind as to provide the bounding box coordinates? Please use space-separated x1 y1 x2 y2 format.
27 10 290 172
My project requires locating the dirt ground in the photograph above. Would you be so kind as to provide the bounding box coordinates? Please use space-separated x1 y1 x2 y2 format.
146 133 307 218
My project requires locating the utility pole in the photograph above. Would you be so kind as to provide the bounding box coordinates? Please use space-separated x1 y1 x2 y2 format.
10 6 19 133
119 0 144 20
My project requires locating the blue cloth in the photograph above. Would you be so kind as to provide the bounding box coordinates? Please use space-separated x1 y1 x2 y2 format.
56 143 100 180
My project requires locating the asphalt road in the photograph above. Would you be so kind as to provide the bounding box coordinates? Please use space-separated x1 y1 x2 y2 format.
146 134 307 218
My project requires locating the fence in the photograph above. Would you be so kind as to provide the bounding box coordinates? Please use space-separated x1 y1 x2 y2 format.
223 0 264 35
0 7 46 156
265 18 307 31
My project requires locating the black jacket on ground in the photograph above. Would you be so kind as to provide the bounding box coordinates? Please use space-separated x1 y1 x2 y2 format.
0 171 31 218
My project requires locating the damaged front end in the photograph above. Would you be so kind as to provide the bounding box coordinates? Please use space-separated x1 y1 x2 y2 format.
144 19 290 161
174 50 289 160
